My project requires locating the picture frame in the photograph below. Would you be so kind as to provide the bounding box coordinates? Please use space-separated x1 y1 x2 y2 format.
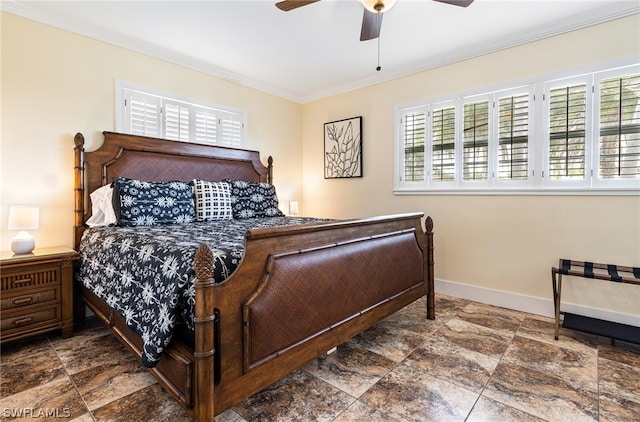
324 116 363 179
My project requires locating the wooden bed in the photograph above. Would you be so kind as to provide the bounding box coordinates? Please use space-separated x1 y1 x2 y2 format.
73 131 435 421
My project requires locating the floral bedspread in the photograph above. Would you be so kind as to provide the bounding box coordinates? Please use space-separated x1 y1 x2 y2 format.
76 217 324 367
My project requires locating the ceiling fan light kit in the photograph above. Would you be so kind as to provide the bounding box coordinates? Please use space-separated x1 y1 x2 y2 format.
361 0 397 14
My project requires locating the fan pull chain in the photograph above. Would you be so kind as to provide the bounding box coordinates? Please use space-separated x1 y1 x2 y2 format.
376 13 381 71
376 35 381 71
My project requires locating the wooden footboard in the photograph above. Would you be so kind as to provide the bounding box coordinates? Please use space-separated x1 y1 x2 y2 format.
243 226 425 370
192 213 434 420
73 131 434 422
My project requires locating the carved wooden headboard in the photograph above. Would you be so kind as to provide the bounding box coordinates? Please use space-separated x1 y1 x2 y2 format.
73 131 273 248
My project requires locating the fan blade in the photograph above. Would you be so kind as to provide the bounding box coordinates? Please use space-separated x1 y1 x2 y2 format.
276 0 321 11
360 9 382 41
432 0 474 7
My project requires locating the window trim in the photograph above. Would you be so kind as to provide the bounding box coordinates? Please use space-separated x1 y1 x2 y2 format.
394 60 640 196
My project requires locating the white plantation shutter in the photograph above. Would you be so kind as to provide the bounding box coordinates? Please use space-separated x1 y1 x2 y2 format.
597 73 640 180
193 109 243 147
164 101 190 142
195 109 218 144
463 99 490 182
396 63 639 193
219 111 243 148
431 106 455 182
498 94 529 181
401 109 426 182
119 83 245 147
547 83 588 181
124 89 161 137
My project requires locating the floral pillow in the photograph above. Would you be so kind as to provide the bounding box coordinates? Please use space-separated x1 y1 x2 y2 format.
224 179 284 219
113 177 195 226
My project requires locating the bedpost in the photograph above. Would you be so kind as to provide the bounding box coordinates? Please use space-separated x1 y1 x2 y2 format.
425 216 435 320
267 156 273 184
193 244 216 422
73 133 86 251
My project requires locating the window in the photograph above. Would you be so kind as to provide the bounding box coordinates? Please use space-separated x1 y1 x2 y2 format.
432 105 455 183
544 78 590 186
498 93 529 181
595 71 640 185
398 88 533 191
395 62 639 193
463 98 490 182
117 82 246 148
402 109 426 182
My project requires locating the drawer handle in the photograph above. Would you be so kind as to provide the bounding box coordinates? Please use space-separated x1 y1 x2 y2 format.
13 297 34 305
12 278 33 285
13 317 33 326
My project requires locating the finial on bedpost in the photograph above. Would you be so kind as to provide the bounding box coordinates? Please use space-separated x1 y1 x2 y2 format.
425 216 433 233
424 216 435 320
194 243 214 280
73 133 86 251
267 156 274 184
74 132 85 148
193 244 216 421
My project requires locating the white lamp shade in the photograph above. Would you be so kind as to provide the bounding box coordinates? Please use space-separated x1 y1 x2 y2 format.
361 0 397 13
8 206 39 231
8 206 39 254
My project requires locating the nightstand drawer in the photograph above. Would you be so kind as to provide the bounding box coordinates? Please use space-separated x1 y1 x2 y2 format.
0 287 59 312
1 306 60 333
1 264 60 292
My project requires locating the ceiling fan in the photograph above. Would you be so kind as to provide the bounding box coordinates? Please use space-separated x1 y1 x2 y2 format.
276 0 475 41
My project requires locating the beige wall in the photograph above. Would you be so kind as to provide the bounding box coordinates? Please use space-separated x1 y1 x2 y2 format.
1 12 638 323
301 15 640 322
1 13 303 251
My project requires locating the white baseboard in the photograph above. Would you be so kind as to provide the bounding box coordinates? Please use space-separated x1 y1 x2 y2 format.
435 278 640 327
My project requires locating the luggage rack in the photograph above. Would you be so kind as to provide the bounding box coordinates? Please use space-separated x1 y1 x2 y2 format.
551 259 640 344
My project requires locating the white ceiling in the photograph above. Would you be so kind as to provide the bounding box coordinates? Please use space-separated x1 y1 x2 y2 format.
3 0 639 103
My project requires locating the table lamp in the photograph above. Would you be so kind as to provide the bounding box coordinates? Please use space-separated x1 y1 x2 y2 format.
8 206 39 254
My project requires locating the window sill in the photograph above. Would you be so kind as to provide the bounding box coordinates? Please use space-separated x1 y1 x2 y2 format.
393 187 640 196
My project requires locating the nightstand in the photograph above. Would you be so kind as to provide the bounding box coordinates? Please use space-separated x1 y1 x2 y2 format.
0 247 78 343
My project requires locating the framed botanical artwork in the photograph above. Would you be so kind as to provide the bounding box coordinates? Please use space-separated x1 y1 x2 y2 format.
324 116 362 179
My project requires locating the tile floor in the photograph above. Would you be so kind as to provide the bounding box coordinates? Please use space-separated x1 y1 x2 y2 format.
1 295 639 421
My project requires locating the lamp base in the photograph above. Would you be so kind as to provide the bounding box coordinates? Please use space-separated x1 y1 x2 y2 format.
11 232 35 254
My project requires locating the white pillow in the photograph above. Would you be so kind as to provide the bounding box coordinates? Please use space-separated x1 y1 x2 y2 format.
86 184 117 227
192 180 233 221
